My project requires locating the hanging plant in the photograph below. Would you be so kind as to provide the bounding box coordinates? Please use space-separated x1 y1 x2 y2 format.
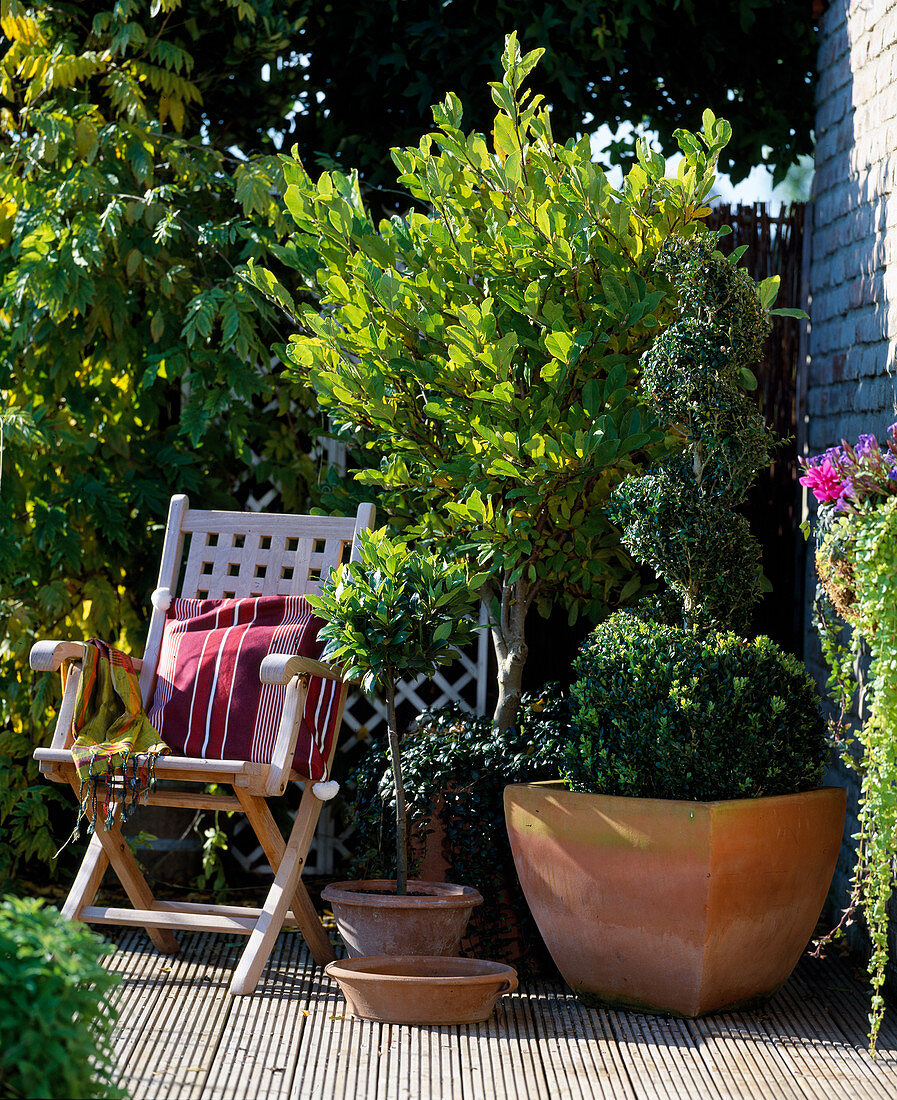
801 425 897 1051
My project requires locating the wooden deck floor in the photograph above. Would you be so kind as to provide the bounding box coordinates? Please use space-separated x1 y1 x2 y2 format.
103 929 897 1100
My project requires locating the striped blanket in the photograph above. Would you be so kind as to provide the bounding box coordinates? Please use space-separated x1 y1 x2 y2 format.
147 595 341 782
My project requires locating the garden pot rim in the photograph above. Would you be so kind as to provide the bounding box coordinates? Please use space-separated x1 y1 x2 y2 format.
325 954 517 989
322 879 484 909
504 782 846 810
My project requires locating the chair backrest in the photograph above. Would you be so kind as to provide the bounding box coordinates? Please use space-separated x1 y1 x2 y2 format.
138 495 375 702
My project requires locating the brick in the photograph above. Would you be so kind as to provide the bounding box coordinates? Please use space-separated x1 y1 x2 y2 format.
835 116 859 154
816 93 848 134
854 309 886 343
806 389 827 417
817 22 843 70
813 154 851 198
870 14 890 61
854 374 897 411
881 82 897 122
807 417 839 451
812 223 843 261
882 266 897 300
816 187 852 228
817 52 853 101
829 284 851 317
813 127 845 169
849 274 876 308
839 316 860 349
860 343 885 376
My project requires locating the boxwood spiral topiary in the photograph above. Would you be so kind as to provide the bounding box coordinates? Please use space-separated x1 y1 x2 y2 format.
608 236 774 635
565 612 826 801
567 236 828 800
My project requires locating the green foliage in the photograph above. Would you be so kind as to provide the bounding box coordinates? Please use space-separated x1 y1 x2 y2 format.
0 896 124 1100
253 35 732 727
348 694 565 970
609 236 774 633
0 1 319 886
811 496 897 1052
196 815 230 897
309 529 484 695
565 612 827 801
277 1 815 194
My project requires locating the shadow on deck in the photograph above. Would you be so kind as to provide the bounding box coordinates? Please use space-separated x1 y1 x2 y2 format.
103 929 897 1100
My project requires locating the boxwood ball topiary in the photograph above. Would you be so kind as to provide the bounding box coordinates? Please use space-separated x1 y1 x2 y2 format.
565 611 827 802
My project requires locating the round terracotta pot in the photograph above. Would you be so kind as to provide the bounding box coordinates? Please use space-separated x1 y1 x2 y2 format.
504 783 846 1017
321 879 483 958
325 955 518 1025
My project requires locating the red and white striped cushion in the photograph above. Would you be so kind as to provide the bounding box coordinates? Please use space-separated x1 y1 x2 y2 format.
147 595 340 781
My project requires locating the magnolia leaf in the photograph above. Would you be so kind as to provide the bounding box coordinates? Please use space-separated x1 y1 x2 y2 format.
757 275 780 310
769 306 808 320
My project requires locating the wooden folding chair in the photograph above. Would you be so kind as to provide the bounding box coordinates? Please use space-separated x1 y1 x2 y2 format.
31 493 374 995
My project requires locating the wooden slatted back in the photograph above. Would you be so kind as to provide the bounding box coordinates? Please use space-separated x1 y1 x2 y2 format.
138 495 376 703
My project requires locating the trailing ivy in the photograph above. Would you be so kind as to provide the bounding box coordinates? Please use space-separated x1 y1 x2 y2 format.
800 427 897 1050
809 496 897 1052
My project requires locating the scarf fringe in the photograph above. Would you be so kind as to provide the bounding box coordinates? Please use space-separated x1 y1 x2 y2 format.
77 751 165 834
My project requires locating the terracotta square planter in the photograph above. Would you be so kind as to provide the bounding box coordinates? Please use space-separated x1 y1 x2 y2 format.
504 783 846 1016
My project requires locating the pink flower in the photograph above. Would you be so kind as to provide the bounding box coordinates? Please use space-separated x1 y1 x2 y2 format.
799 459 845 503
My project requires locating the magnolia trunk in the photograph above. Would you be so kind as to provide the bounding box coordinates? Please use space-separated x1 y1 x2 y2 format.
490 577 529 732
504 784 846 1016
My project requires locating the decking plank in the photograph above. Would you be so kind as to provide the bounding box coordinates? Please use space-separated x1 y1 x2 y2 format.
290 950 359 1099
200 931 311 1100
108 931 238 1100
99 934 897 1100
636 1012 728 1100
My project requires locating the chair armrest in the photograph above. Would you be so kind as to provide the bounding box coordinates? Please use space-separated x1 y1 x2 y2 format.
260 653 346 685
29 640 143 673
30 640 87 672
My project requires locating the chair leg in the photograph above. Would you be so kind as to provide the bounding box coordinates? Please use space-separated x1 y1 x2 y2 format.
235 786 336 968
90 815 181 955
229 783 332 994
61 831 109 921
61 772 179 953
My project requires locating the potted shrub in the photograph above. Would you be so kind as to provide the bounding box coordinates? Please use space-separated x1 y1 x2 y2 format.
504 237 846 1018
346 694 566 972
312 528 487 957
800 426 897 1051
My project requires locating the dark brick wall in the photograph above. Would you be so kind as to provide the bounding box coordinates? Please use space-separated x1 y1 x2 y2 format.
808 0 897 979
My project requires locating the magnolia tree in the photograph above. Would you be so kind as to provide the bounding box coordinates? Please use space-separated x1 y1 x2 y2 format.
250 35 733 730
